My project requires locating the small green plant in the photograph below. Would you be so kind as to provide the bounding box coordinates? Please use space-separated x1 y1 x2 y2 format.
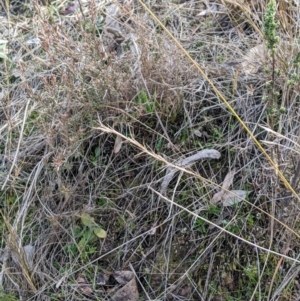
193 205 221 234
180 127 189 143
89 146 101 166
74 226 97 260
0 291 19 301
64 214 106 261
212 127 222 142
80 213 106 239
243 264 258 283
83 16 104 36
263 0 279 129
155 136 163 151
64 226 94 260
288 71 300 86
136 90 156 113
263 0 279 53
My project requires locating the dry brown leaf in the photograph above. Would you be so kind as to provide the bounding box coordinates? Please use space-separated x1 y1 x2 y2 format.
76 276 86 283
79 285 93 296
222 169 236 190
76 276 93 296
114 135 123 154
211 169 236 204
194 129 202 137
112 277 139 301
211 190 224 204
113 270 134 285
223 190 246 206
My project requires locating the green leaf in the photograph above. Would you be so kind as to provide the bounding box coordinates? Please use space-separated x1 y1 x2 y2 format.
81 213 95 227
94 146 101 157
93 227 107 238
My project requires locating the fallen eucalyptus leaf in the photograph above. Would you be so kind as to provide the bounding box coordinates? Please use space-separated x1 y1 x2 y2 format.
11 244 35 271
211 190 224 204
179 149 221 165
160 168 177 195
114 135 123 154
223 190 246 206
160 149 221 194
24 245 35 270
211 169 236 204
222 169 236 190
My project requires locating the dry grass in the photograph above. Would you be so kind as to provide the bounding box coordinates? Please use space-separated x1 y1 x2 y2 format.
1 0 300 300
